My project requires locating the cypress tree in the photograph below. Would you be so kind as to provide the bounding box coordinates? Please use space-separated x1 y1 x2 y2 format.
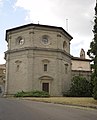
87 2 97 100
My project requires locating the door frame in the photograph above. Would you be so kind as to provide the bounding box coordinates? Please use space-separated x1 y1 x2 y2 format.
42 82 49 93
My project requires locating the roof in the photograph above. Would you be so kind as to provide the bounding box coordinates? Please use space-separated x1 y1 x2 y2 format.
71 56 92 62
5 23 73 42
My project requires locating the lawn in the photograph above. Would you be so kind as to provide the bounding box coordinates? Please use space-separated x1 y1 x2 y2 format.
23 97 97 108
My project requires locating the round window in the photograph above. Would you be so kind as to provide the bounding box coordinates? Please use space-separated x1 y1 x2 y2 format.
17 36 25 45
19 38 24 45
42 38 48 44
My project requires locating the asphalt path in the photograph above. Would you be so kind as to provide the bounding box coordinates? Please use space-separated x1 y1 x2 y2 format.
0 98 97 120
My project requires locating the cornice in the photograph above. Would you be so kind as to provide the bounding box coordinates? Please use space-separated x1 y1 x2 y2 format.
5 23 73 42
5 47 72 58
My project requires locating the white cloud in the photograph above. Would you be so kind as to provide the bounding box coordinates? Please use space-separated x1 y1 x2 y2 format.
70 34 93 58
14 0 95 31
14 0 95 57
14 0 65 26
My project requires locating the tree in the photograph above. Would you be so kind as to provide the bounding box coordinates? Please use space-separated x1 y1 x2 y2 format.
87 2 97 100
63 76 92 97
93 77 97 99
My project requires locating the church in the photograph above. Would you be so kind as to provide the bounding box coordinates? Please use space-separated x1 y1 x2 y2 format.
5 23 91 96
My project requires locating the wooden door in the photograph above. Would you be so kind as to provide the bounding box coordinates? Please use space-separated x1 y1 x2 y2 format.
42 83 49 93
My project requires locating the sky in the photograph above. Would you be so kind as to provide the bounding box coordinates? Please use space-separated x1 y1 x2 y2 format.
0 0 96 64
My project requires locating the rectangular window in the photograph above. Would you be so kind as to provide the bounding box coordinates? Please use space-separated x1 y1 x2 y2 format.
44 64 47 71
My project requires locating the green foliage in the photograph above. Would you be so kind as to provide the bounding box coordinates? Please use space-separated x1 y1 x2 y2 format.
87 2 97 100
14 90 50 97
31 90 50 97
93 77 97 100
63 76 92 97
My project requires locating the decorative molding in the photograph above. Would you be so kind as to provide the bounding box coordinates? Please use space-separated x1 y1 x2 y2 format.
5 47 72 58
15 60 22 64
39 76 53 80
65 63 68 66
42 59 50 63
29 31 34 34
57 34 61 37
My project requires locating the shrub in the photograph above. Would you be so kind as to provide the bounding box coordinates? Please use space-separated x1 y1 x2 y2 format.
31 90 50 97
14 90 50 97
63 76 92 97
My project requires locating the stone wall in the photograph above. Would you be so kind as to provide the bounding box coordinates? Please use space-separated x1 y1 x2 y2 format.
72 70 92 81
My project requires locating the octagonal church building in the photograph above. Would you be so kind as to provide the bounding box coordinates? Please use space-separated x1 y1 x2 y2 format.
5 23 73 96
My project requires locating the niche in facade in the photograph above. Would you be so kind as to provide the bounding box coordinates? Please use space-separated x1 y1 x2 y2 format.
63 41 67 50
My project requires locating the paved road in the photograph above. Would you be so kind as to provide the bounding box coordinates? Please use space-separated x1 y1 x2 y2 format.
0 98 97 120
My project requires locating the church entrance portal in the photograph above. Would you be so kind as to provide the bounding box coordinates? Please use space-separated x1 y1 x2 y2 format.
42 83 49 93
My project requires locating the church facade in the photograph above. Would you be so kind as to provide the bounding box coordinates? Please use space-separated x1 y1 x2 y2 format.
5 24 91 96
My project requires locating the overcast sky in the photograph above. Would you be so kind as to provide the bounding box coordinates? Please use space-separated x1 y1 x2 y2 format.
0 0 96 64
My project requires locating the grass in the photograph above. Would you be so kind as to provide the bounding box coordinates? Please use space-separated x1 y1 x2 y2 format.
23 97 97 108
